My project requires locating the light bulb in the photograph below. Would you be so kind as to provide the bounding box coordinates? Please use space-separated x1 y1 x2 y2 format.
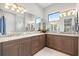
23 9 26 12
11 7 15 11
18 7 23 11
72 10 77 15
16 9 20 12
62 12 66 17
67 11 71 16
5 3 26 14
5 5 9 9
12 4 17 9
21 11 24 14
5 3 11 6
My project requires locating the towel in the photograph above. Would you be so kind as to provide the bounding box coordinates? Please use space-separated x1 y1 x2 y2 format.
2 16 6 35
0 16 2 33
0 16 6 35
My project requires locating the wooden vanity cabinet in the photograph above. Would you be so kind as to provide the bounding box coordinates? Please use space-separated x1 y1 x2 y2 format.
39 35 46 49
47 35 61 50
19 37 31 56
19 35 45 56
2 40 19 56
47 34 78 56
1 34 77 56
61 36 78 56
0 43 1 56
31 36 40 55
2 37 32 56
31 35 46 55
0 34 46 56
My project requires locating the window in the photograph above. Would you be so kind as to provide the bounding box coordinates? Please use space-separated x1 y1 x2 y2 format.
48 12 60 32
35 17 41 31
48 12 60 22
35 17 41 24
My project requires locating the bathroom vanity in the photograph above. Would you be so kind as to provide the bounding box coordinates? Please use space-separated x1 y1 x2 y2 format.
0 32 79 56
46 33 78 56
0 33 45 56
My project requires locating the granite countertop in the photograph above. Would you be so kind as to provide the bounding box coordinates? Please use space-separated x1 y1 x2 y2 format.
46 32 79 37
0 32 79 43
0 32 45 43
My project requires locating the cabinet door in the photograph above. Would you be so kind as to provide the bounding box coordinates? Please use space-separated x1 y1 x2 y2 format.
47 35 62 50
47 34 78 56
19 38 31 56
2 40 19 56
61 36 78 56
0 43 1 56
39 35 45 49
47 35 57 49
31 36 40 55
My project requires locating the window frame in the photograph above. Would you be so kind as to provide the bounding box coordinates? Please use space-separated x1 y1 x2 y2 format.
35 17 41 24
48 12 60 22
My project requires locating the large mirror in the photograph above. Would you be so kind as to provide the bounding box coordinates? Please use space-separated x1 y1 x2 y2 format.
24 13 36 32
0 8 41 36
48 9 78 33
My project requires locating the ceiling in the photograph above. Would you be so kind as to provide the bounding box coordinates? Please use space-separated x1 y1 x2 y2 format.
37 3 53 8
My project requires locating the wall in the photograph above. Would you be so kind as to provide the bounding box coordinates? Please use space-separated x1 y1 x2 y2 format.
44 3 77 30
18 3 43 18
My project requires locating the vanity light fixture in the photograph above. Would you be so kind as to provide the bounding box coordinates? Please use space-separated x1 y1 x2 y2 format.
60 9 77 18
5 3 11 6
5 3 12 9
71 9 77 15
5 3 26 14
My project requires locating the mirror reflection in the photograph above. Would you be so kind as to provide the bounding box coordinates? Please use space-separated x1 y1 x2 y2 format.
0 3 79 37
48 9 78 34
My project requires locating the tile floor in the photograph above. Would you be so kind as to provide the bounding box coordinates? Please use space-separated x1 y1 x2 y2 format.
34 47 69 56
